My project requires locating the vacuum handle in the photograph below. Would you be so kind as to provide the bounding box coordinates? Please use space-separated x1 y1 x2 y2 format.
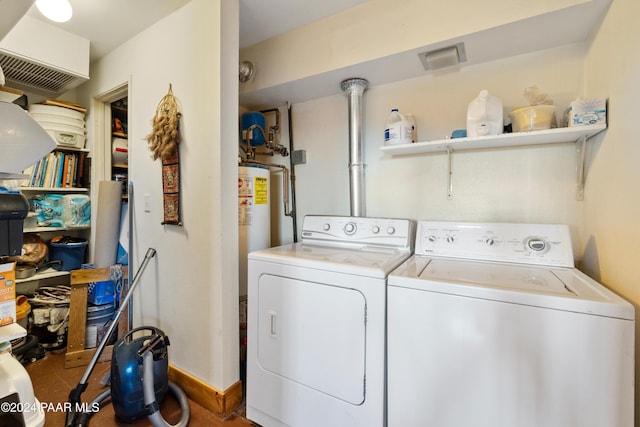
138 335 165 357
77 248 157 386
117 248 156 316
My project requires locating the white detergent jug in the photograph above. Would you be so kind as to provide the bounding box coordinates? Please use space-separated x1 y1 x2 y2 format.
384 109 412 145
466 90 503 137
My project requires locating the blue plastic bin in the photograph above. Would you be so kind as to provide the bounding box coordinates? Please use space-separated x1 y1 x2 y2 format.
48 239 88 271
88 280 118 305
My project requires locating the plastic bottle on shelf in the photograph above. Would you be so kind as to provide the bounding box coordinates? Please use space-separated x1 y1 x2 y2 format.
466 90 503 137
384 109 412 145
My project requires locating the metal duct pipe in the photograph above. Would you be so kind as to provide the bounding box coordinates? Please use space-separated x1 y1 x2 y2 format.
340 78 368 217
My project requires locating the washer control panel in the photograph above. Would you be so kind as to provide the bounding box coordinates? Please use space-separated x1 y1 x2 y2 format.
415 221 574 267
301 216 414 251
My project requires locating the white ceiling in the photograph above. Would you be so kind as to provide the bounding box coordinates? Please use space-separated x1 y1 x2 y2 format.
24 0 369 62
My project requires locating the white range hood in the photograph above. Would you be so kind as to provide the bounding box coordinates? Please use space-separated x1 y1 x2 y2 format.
0 14 89 96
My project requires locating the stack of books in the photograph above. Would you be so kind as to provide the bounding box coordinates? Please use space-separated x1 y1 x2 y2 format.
26 151 90 188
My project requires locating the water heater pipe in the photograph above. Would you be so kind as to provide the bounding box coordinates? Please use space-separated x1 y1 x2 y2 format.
287 102 299 242
340 78 368 217
244 124 288 159
240 159 291 217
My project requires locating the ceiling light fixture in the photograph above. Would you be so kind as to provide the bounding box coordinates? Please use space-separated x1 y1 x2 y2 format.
35 0 73 23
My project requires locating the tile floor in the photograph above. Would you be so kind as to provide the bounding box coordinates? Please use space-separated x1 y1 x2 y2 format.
25 350 253 426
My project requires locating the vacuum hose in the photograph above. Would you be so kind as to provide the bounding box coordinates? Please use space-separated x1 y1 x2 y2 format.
143 352 190 427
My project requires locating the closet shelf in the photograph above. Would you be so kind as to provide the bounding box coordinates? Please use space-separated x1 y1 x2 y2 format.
23 225 90 233
16 268 69 285
20 187 88 192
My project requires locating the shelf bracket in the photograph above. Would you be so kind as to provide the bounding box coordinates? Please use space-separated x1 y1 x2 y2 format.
446 146 454 200
576 135 587 201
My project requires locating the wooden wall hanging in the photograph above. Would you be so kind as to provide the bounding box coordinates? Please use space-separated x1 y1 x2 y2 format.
145 84 183 226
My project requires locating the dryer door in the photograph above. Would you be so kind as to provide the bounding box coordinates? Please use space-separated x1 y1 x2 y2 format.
257 274 366 405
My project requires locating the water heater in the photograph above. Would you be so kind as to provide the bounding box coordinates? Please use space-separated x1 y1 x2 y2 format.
238 164 270 296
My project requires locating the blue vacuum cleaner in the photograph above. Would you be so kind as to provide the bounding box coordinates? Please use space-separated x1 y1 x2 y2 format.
65 248 190 426
111 326 171 422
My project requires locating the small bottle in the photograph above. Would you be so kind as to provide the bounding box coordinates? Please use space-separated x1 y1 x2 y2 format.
384 109 412 145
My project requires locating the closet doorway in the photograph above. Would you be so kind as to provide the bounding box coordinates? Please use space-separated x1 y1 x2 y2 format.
91 82 130 270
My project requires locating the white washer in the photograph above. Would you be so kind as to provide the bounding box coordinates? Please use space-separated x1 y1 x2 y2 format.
247 215 414 427
387 221 635 427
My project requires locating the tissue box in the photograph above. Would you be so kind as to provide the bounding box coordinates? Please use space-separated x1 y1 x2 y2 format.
567 98 607 127
0 262 16 326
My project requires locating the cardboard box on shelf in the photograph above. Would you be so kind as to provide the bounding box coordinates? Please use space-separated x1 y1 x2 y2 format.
0 262 17 326
567 98 607 127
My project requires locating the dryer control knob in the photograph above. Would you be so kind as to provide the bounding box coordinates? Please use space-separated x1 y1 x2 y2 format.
323 223 331 231
344 222 357 235
486 238 495 246
387 226 396 235
372 226 380 234
446 235 455 243
526 237 548 252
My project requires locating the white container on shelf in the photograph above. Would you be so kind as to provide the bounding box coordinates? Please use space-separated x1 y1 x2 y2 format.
466 90 503 137
29 112 85 129
28 104 85 121
35 121 85 135
44 129 86 149
112 137 128 165
29 104 86 149
384 109 412 145
509 105 557 132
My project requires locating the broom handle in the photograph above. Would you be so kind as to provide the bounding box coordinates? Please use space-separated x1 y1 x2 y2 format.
78 248 156 385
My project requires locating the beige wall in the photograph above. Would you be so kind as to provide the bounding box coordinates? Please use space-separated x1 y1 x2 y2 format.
77 0 240 391
583 0 640 419
290 43 587 234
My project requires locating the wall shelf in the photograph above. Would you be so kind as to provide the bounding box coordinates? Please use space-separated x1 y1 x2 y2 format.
380 124 607 201
380 124 607 156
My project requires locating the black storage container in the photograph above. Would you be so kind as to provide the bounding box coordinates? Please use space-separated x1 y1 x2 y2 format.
0 189 29 257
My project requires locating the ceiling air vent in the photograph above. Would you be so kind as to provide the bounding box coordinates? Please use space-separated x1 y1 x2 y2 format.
0 53 80 95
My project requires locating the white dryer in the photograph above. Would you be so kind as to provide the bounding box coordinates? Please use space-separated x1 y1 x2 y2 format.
247 215 414 427
387 221 635 427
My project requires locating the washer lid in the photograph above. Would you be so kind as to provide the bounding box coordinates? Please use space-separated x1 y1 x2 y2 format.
421 259 573 296
390 257 634 320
